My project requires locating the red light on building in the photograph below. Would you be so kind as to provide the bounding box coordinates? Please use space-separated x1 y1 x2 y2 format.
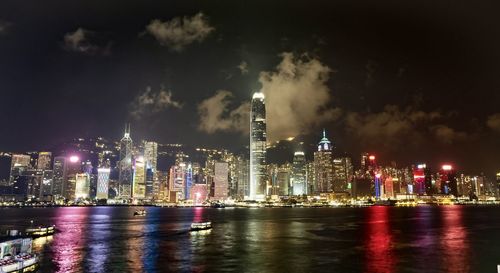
369 155 376 161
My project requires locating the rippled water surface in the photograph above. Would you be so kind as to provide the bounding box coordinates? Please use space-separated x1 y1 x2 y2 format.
0 206 499 273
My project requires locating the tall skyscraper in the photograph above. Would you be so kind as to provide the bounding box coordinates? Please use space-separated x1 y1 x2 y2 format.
313 129 334 193
332 156 353 193
96 168 110 200
213 162 229 200
52 156 67 197
65 155 82 200
250 91 267 200
75 173 90 200
292 151 307 195
37 152 52 170
118 124 133 199
144 141 158 199
132 156 146 199
9 154 31 184
439 164 457 196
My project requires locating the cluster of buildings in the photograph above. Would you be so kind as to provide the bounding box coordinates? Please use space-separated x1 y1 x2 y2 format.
0 91 498 205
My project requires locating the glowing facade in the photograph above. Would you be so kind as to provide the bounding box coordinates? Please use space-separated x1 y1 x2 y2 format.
313 129 334 193
213 162 229 200
292 151 306 195
75 173 90 200
132 156 146 199
118 124 133 199
249 91 267 200
96 168 110 200
36 152 52 170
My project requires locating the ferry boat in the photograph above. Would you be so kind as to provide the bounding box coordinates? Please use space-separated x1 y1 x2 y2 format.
25 225 56 238
190 222 212 231
134 209 146 216
0 237 38 273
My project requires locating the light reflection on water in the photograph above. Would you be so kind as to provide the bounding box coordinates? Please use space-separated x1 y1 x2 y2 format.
0 206 497 273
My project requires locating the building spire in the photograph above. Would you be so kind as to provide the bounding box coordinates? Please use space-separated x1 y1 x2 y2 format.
323 128 326 138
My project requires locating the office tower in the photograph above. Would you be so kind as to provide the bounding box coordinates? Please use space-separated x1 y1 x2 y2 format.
313 129 334 193
439 165 458 196
250 91 267 200
184 163 193 200
169 163 186 202
413 164 426 195
292 152 306 195
118 124 134 199
190 183 209 204
41 170 53 199
360 153 369 172
276 163 292 196
75 173 90 200
332 156 354 193
36 152 52 170
132 156 146 199
496 172 500 198
96 168 110 200
383 176 394 199
235 155 250 199
144 141 158 199
213 162 229 200
65 155 82 200
52 156 66 197
9 154 31 184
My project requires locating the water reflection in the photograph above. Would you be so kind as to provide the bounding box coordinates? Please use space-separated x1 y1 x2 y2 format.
440 206 470 273
364 206 396 273
87 207 111 273
143 207 159 272
52 207 90 273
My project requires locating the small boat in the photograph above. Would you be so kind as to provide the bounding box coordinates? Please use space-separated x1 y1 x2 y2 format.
210 203 225 208
134 209 146 216
190 222 212 231
25 225 56 238
0 237 38 273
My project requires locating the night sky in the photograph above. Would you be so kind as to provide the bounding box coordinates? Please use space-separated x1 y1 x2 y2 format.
1 0 499 174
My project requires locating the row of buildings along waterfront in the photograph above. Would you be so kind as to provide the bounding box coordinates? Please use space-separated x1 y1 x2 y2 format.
0 91 499 204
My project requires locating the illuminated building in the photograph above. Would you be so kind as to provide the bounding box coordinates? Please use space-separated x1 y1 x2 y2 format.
413 164 426 194
292 151 306 195
169 163 186 201
374 173 382 199
132 156 146 199
64 155 81 200
439 164 458 196
250 91 267 200
37 152 52 170
496 172 500 198
144 141 158 199
332 156 353 193
213 162 229 200
235 155 250 199
9 154 31 184
383 176 394 199
75 173 90 200
52 156 66 197
96 168 110 200
184 163 193 199
313 129 333 193
118 123 133 199
190 184 208 204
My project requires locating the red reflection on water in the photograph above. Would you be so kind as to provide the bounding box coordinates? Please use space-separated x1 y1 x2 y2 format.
52 207 90 273
193 207 204 222
440 207 470 273
364 206 396 273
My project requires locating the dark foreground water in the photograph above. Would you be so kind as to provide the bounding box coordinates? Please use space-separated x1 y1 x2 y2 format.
0 206 499 273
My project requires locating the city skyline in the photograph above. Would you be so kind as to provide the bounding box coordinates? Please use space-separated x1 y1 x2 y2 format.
0 1 499 175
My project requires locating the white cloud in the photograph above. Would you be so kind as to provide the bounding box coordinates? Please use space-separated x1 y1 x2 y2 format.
63 28 111 55
197 90 249 134
431 125 468 144
130 87 182 120
259 52 341 142
237 61 249 74
145 12 214 52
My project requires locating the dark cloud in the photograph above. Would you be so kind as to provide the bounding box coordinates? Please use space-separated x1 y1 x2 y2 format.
63 28 111 55
486 113 500 133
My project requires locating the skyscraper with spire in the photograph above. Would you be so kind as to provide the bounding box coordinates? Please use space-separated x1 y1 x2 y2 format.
118 123 133 199
313 129 334 193
249 91 267 200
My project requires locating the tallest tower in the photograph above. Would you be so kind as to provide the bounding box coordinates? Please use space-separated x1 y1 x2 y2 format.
119 123 134 199
249 91 267 200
